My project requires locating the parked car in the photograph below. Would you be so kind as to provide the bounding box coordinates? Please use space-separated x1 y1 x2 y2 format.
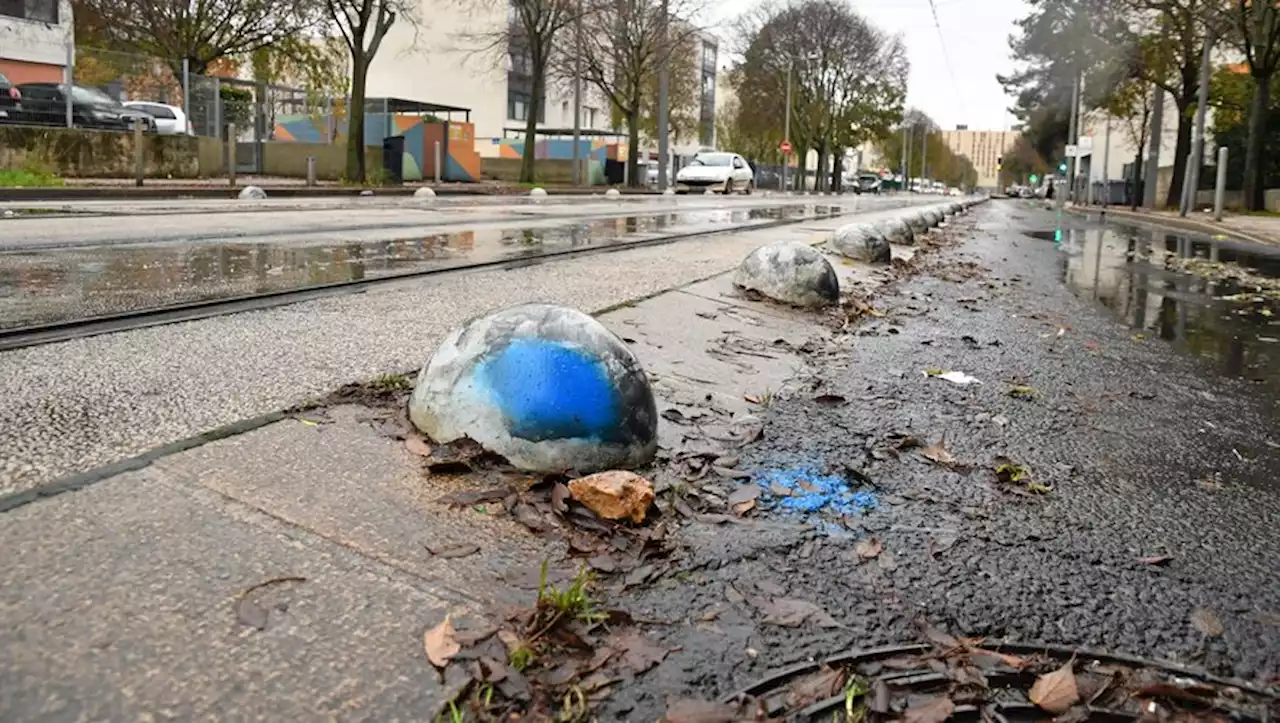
15 83 156 132
0 71 20 123
674 152 754 194
853 173 882 194
122 101 191 135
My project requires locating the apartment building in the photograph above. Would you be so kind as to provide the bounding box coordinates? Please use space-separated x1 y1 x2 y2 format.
940 128 1017 189
0 0 73 84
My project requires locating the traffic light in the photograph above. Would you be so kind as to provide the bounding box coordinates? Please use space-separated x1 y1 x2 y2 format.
1029 174 1039 183
1058 161 1068 172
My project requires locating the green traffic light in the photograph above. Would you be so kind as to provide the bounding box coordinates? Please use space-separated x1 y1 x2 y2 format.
1029 174 1039 183
1058 162 1067 172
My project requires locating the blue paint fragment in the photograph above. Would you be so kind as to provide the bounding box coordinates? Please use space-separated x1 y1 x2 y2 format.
476 338 622 443
753 465 878 518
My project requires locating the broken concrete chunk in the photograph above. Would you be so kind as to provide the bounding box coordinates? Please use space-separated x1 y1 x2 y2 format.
568 470 655 523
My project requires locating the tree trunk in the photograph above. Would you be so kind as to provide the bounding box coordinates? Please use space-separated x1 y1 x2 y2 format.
627 105 641 188
814 139 827 192
1243 74 1271 211
831 152 843 193
520 67 543 184
1164 93 1194 209
347 53 368 183
1131 146 1144 211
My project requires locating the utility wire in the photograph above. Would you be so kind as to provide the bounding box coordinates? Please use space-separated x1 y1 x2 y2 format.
925 0 967 121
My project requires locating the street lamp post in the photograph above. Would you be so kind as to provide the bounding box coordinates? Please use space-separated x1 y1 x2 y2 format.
782 62 793 193
657 0 670 191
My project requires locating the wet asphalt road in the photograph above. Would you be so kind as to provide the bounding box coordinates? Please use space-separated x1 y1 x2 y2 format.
603 202 1280 718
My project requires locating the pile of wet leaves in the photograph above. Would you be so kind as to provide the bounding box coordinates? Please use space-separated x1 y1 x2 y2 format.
424 563 677 722
663 626 1280 722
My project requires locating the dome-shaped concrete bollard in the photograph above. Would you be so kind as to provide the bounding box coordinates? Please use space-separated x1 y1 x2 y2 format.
414 187 437 199
409 303 658 474
925 209 943 226
905 212 930 234
733 242 840 308
663 188 676 196
830 223 890 264
238 186 267 200
605 188 621 199
876 218 914 245
360 189 375 197
529 187 548 199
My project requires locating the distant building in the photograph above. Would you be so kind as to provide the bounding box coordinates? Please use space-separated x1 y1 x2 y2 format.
0 0 73 84
939 129 1018 188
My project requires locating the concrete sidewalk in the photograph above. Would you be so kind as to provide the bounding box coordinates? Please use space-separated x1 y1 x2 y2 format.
0 204 935 719
1070 204 1280 247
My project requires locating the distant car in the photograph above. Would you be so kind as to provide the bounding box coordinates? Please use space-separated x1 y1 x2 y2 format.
0 71 20 123
16 83 156 132
122 101 191 135
675 152 754 194
853 173 881 194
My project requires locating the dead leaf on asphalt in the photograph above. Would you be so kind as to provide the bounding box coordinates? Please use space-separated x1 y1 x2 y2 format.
1136 554 1174 566
1191 608 1225 637
727 484 762 516
744 394 763 405
902 695 955 723
663 697 742 723
425 542 481 559
551 483 570 513
854 537 883 560
877 551 899 571
769 482 793 497
424 615 461 668
760 598 841 628
869 678 891 713
609 629 669 674
785 667 845 709
235 598 269 630
921 438 957 467
1029 661 1080 714
404 435 433 457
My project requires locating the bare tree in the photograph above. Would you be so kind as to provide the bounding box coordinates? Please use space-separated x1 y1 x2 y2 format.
576 0 706 186
1227 0 1280 209
458 0 580 183
73 0 321 84
326 0 417 182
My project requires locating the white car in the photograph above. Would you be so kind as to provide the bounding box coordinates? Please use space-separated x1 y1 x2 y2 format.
675 152 754 194
122 101 192 135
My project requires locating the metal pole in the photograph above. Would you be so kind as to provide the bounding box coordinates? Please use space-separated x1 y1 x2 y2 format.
656 0 670 191
182 58 191 121
227 122 237 187
572 0 583 185
905 127 912 192
919 128 928 183
1066 71 1080 204
1143 83 1163 208
324 97 332 144
1214 145 1228 221
782 63 792 193
213 77 222 139
434 140 442 183
133 119 145 187
900 124 907 193
306 155 317 186
64 40 74 128
1101 110 1112 207
1182 29 1215 216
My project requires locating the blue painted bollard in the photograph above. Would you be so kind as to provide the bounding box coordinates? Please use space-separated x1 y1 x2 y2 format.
409 304 658 473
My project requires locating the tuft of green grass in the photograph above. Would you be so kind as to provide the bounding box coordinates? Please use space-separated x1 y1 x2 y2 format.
369 373 412 392
509 644 536 671
0 165 64 188
536 561 606 624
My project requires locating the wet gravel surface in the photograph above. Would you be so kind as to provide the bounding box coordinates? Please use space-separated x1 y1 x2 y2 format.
602 202 1280 719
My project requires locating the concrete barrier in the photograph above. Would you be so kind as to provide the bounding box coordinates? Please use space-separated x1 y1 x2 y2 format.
409 303 658 473
830 223 891 263
0 125 200 178
734 242 840 307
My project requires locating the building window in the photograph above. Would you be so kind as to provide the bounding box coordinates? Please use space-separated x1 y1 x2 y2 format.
562 101 570 124
0 0 59 22
702 41 716 73
507 89 544 123
583 106 597 128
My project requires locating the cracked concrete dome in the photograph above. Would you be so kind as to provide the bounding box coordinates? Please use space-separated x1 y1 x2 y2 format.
876 218 915 246
831 223 890 264
409 303 658 474
905 212 931 234
238 186 267 200
733 242 840 307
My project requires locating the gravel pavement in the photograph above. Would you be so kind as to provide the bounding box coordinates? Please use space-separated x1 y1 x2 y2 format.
596 201 1280 718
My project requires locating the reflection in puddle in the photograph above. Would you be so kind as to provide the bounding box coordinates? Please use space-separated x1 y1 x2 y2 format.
0 203 851 329
1057 225 1280 396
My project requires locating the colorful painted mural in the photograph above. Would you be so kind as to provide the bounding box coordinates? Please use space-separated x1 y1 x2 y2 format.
484 138 628 185
272 114 480 182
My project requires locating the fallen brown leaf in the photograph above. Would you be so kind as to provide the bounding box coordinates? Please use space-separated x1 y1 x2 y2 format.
902 695 955 723
744 394 763 404
1136 554 1174 566
425 543 480 559
727 484 762 507
877 551 899 571
854 537 883 560
405 435 433 457
1029 661 1080 714
663 697 741 723
760 598 841 628
922 438 957 467
610 630 669 673
1191 608 1224 637
424 615 461 668
786 667 844 709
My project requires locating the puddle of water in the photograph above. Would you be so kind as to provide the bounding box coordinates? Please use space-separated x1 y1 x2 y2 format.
0 204 852 329
1056 224 1280 395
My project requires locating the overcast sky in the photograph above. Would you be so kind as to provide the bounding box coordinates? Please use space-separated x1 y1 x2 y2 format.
713 0 1031 131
